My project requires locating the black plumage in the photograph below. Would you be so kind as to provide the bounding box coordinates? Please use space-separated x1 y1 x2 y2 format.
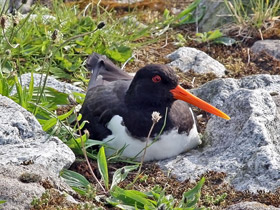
80 53 196 140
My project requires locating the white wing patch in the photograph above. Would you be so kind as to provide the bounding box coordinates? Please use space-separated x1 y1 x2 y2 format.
104 112 201 161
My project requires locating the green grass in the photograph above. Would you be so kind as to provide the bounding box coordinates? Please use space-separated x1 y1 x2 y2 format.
1 1 158 87
224 0 280 38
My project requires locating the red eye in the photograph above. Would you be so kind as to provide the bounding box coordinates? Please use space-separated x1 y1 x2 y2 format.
152 75 161 83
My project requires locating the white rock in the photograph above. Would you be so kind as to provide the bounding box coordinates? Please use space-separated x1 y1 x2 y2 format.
167 47 226 77
158 74 280 192
0 164 75 210
0 95 75 173
0 95 76 209
11 73 84 95
226 201 280 210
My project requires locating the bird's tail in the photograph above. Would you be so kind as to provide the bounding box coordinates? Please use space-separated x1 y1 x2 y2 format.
86 53 132 90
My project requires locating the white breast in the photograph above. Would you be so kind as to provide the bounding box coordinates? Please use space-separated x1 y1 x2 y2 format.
103 113 201 161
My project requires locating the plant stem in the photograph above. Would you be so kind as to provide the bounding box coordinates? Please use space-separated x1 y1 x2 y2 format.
77 116 107 194
81 140 107 194
1 28 19 48
138 121 156 174
0 0 8 16
133 107 168 159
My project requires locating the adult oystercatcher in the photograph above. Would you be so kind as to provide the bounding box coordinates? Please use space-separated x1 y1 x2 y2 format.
80 53 230 161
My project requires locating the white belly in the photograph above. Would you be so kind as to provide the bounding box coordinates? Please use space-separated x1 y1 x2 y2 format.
103 115 201 161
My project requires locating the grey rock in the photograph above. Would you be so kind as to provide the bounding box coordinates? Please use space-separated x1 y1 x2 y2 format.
198 0 232 32
197 0 250 32
0 95 75 173
0 95 76 209
8 0 54 13
11 73 84 95
226 201 280 210
251 40 280 61
167 47 226 77
0 164 75 210
158 74 280 192
8 0 34 14
0 96 41 145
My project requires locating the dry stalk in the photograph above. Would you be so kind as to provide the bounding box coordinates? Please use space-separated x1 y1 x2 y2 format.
138 111 162 174
75 112 107 194
247 48 250 65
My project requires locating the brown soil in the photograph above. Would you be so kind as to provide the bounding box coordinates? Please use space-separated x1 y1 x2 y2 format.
67 161 280 209
32 161 280 209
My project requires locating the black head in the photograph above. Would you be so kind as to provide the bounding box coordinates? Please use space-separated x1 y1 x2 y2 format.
125 64 179 108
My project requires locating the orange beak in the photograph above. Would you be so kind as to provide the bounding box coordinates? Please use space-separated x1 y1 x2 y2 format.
170 85 230 120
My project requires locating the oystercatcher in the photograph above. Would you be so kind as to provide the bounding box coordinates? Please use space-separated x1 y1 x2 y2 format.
80 53 230 161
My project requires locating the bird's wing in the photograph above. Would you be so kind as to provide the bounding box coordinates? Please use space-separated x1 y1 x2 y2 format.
86 53 132 90
169 100 198 135
80 80 130 140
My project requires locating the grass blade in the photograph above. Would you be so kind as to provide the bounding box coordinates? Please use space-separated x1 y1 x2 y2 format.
14 75 27 108
28 72 34 101
97 146 109 190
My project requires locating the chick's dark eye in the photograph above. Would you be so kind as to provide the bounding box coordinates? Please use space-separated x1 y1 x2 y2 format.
152 75 161 83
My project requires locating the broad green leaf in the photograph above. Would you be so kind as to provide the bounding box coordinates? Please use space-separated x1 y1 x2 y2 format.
111 186 156 209
178 6 206 25
85 139 107 149
77 113 82 122
66 133 87 149
106 197 136 210
60 169 91 195
0 200 6 204
71 92 86 104
163 9 171 19
0 72 13 96
213 37 236 46
41 108 73 131
42 117 57 131
106 46 132 63
179 177 205 208
175 0 201 21
39 87 69 105
207 30 223 41
111 165 139 190
76 120 88 131
97 146 109 190
57 107 74 120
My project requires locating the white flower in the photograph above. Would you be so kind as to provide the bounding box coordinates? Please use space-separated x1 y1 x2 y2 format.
151 111 162 123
